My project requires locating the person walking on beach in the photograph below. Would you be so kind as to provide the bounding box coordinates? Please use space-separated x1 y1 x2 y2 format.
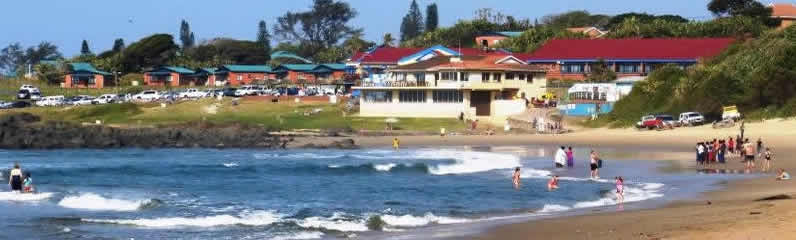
566 146 574 168
615 176 624 204
392 137 400 151
728 137 735 156
763 148 773 172
512 167 521 189
718 140 727 164
744 139 756 169
590 150 600 179
8 163 23 192
554 146 567 168
756 138 763 157
696 142 705 166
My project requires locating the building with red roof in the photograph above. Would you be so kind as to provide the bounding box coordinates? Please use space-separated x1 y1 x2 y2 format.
771 3 796 29
526 38 734 81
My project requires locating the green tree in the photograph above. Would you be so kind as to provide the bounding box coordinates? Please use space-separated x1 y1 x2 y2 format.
257 20 272 53
0 43 26 73
120 34 179 73
180 19 195 48
342 32 374 55
494 26 587 53
425 3 439 31
542 10 610 29
25 42 62 64
382 33 395 47
1 42 62 73
81 40 92 56
35 61 64 85
708 0 770 17
400 0 424 41
585 59 617 82
112 38 125 52
212 38 270 64
273 0 361 58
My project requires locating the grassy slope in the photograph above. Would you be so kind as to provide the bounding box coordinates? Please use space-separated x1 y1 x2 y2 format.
1 99 468 133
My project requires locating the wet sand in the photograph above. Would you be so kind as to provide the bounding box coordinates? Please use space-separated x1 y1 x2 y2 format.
348 119 796 239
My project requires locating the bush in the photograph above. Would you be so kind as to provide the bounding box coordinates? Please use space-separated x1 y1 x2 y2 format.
119 73 143 86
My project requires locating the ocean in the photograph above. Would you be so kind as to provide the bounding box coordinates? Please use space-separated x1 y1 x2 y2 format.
0 147 751 239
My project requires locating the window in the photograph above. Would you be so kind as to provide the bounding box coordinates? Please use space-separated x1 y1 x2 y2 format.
441 72 457 80
434 72 439 81
506 72 515 80
87 76 95 84
460 72 469 81
481 72 490 82
237 75 243 81
618 64 639 73
433 90 463 103
414 73 425 82
399 90 426 103
518 73 526 81
493 73 502 82
562 64 584 73
364 91 392 103
645 64 655 73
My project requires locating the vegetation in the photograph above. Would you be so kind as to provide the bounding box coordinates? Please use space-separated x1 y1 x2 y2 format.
493 26 587 53
425 3 439 32
180 19 196 49
272 0 361 60
400 0 425 41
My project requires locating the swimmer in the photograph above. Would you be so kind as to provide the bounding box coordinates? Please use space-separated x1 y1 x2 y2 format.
547 175 559 191
512 167 521 188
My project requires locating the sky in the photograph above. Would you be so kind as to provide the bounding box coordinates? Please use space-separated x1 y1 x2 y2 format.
0 0 733 56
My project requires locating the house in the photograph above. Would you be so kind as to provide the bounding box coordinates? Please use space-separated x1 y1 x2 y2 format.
272 64 346 85
475 31 523 48
526 38 734 81
771 3 796 29
354 54 546 121
192 68 219 87
215 65 273 86
143 66 195 87
566 27 607 38
63 63 112 88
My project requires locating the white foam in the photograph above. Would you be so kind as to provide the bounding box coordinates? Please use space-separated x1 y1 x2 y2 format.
83 210 282 228
222 162 239 168
295 213 369 232
373 163 397 172
573 184 664 209
271 231 324 240
538 204 571 213
0 191 54 201
380 213 469 227
411 150 521 175
58 193 151 211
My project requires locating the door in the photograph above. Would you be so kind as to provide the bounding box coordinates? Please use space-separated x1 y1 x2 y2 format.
470 91 491 116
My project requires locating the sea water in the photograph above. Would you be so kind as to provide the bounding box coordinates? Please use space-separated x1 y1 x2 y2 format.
0 147 752 240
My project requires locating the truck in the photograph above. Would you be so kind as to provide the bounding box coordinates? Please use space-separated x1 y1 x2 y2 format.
722 105 741 121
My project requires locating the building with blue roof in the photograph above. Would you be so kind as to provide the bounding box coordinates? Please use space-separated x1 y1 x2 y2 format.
64 62 113 88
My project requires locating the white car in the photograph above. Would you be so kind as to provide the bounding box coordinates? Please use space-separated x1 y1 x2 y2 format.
235 85 266 96
72 95 96 106
35 96 65 107
179 88 206 98
679 112 705 126
92 94 118 104
133 90 161 102
20 85 37 91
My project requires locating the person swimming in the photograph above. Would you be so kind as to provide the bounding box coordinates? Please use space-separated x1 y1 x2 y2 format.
547 175 559 191
512 167 521 188
8 163 23 192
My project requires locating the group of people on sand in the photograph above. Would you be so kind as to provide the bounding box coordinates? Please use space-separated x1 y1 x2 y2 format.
7 163 34 193
696 136 774 171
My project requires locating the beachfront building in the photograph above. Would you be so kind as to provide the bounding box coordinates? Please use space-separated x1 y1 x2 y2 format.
272 64 346 86
354 54 546 121
526 38 734 81
144 66 195 87
215 65 273 86
475 31 523 48
192 68 219 87
771 3 796 29
63 63 112 88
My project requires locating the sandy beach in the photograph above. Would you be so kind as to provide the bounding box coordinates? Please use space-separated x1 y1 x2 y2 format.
343 119 796 239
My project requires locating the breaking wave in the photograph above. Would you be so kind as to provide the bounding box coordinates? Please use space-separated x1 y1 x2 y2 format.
82 210 282 228
58 193 160 211
0 191 54 201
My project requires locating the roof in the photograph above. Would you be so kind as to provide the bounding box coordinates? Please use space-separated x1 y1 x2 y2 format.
392 55 545 72
274 64 346 72
479 31 523 37
199 67 218 74
277 64 317 71
527 38 735 62
771 3 796 18
148 66 195 74
349 47 425 65
220 65 272 73
68 63 111 75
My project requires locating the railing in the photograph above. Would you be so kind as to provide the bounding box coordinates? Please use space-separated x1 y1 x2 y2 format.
359 81 432 87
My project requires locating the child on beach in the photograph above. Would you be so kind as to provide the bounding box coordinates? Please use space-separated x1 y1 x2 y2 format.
615 176 624 204
763 148 773 172
548 175 559 191
392 138 400 151
22 172 34 193
728 137 735 155
776 169 790 181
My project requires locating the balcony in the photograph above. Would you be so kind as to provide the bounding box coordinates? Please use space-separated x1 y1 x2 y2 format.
359 81 433 88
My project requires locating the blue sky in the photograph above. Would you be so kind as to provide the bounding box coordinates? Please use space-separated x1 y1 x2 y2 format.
1 0 723 56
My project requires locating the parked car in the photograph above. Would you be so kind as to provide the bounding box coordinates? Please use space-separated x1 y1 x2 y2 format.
93 94 118 104
35 96 65 107
234 85 264 96
0 101 32 109
638 115 676 130
722 105 741 121
133 90 161 102
636 115 655 129
222 88 238 97
72 95 96 106
179 88 206 98
19 85 37 91
678 112 705 126
17 89 41 100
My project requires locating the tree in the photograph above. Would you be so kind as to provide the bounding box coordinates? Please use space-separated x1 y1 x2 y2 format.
382 33 396 47
585 59 617 82
112 38 125 52
542 10 610 29
81 40 92 56
35 62 63 85
342 32 374 55
0 43 26 73
426 3 439 31
273 0 361 58
119 34 179 73
400 0 424 41
708 0 768 17
0 42 62 74
25 42 62 65
212 38 270 64
257 20 272 52
180 19 195 48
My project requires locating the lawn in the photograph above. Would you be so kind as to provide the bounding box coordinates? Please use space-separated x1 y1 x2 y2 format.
1 98 468 133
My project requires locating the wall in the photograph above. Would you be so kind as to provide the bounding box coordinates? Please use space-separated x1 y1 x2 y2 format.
559 102 614 116
228 72 270 85
144 72 180 87
358 89 471 118
63 74 104 88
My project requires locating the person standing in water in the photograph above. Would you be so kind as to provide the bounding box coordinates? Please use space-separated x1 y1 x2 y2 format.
22 172 34 193
8 163 23 192
590 150 600 179
566 147 574 167
554 146 567 168
615 176 625 204
512 167 521 189
392 137 400 151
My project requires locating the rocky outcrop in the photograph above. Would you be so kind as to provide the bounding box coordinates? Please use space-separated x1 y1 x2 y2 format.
0 113 356 149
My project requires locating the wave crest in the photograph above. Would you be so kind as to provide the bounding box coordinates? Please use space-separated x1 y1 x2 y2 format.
83 210 282 228
58 193 157 211
0 191 54 201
